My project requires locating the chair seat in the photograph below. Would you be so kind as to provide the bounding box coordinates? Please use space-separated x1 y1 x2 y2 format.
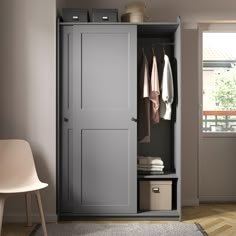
0 182 48 194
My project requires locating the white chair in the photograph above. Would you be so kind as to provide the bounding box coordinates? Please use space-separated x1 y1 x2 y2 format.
0 139 48 236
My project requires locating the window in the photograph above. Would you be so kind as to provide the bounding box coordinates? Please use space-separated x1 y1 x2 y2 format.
202 32 236 133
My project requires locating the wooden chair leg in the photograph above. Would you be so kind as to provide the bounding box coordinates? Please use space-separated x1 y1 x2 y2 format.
35 190 48 236
25 193 32 227
0 195 6 236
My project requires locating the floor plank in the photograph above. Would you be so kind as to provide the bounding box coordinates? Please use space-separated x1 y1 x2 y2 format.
2 203 236 235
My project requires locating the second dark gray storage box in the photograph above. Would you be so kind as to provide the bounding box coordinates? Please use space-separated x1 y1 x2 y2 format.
62 8 89 22
91 9 118 22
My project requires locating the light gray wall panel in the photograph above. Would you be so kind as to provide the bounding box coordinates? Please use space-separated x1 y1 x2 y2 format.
199 137 236 201
181 27 199 206
1 0 57 222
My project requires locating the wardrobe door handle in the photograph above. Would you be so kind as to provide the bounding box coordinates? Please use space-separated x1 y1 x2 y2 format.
64 117 69 122
131 117 138 122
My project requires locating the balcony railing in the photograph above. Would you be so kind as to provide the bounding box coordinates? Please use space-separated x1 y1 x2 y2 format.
203 110 236 132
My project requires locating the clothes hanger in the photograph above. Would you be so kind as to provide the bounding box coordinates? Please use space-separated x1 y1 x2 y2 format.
161 47 166 64
162 47 166 56
152 47 155 56
142 47 145 56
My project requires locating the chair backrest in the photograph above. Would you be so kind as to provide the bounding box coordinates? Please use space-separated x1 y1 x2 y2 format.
0 139 40 190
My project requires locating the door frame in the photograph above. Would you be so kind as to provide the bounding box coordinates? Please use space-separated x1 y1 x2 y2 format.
198 23 236 202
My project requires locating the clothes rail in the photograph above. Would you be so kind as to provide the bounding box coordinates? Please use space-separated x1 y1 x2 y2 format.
151 42 175 46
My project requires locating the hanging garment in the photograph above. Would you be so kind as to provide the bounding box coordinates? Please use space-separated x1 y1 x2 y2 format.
149 54 160 123
138 52 150 143
160 54 174 120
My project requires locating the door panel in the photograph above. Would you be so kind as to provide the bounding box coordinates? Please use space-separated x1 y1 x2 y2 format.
81 129 130 213
199 137 236 201
81 33 129 110
61 25 137 214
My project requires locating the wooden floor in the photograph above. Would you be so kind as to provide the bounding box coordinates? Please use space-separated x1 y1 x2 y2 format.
182 203 236 236
2 203 236 236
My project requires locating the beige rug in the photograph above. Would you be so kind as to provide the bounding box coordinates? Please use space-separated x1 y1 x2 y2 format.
31 222 208 236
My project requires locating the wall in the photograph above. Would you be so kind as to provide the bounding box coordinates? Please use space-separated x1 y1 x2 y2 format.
0 0 236 223
0 0 57 222
58 0 236 23
199 137 236 201
181 27 199 205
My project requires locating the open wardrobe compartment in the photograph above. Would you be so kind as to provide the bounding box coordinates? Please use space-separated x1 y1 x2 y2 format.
57 17 181 220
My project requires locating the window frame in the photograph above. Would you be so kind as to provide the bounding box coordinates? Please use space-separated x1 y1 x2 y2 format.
198 23 236 137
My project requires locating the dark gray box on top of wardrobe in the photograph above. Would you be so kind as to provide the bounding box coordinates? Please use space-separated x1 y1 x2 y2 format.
62 8 89 22
91 9 118 22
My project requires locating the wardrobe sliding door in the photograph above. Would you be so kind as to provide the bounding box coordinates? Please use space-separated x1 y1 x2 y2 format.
61 25 137 214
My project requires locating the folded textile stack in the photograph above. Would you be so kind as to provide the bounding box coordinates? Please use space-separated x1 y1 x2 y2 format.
138 156 164 175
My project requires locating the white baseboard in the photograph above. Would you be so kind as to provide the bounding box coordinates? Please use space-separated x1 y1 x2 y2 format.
3 214 57 223
182 198 199 206
199 196 236 202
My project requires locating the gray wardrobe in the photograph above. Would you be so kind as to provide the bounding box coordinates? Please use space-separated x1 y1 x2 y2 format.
57 18 181 220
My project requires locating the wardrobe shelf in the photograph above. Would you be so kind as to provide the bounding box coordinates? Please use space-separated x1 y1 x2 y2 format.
59 210 180 219
137 210 180 217
138 173 179 179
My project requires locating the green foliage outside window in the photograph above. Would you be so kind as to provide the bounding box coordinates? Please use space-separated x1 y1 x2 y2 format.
212 66 236 111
